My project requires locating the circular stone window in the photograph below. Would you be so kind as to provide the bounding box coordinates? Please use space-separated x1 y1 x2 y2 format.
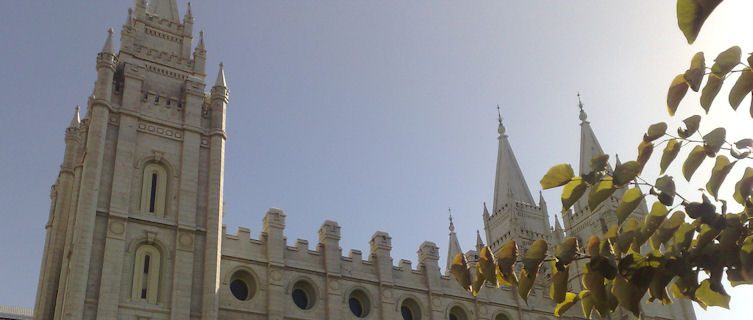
400 298 422 320
348 289 370 318
291 280 317 310
229 270 257 301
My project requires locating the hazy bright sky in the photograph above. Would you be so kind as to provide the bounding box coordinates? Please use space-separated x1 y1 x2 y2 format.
1 1 752 318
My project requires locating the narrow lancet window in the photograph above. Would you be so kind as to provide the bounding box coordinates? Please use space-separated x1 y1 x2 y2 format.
132 245 160 303
140 163 167 217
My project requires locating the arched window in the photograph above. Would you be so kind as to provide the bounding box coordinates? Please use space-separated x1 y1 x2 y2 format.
140 163 167 216
131 244 161 303
448 306 468 320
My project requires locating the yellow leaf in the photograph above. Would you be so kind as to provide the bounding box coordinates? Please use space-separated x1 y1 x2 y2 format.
553 292 578 317
667 74 689 116
561 177 587 214
660 139 681 174
449 253 472 293
579 290 594 319
700 73 723 113
706 155 736 200
496 240 518 287
541 164 575 189
650 211 685 250
588 177 616 211
730 68 753 110
550 261 569 303
696 279 730 309
518 240 548 302
615 218 641 256
612 275 642 318
684 52 706 91
676 0 723 44
477 246 497 287
637 202 669 246
615 188 643 226
582 263 608 317
682 145 706 181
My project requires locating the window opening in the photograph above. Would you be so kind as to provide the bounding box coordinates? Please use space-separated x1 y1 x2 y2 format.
149 173 157 212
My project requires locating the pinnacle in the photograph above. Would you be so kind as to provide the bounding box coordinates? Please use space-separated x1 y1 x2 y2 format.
102 28 114 54
69 105 81 128
197 30 205 50
185 2 193 19
214 62 226 87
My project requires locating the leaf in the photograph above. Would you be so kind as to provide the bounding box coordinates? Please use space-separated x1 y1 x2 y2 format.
496 240 518 287
660 139 682 174
654 175 677 206
579 290 594 319
615 219 641 256
555 237 579 269
612 275 642 318
711 46 741 76
637 202 670 246
733 167 753 204
582 262 608 317
649 260 675 305
676 0 723 44
703 127 726 156
449 253 472 292
588 177 616 211
616 188 644 226
731 138 753 159
518 240 548 302
700 73 723 113
706 155 736 199
729 68 753 110
695 279 730 309
561 177 588 214
685 194 717 222
650 211 686 250
477 246 497 287
667 74 689 116
550 261 569 303
684 52 706 91
613 161 641 186
671 222 696 253
644 122 668 142
695 223 722 250
541 164 575 190
553 292 578 317
682 145 706 181
637 141 654 170
590 154 610 173
740 235 753 282
678 115 701 138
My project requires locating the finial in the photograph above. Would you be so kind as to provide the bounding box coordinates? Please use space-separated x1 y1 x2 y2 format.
185 2 193 18
214 62 226 87
197 30 205 50
448 208 455 232
497 104 506 135
615 153 621 166
476 230 484 249
577 92 588 122
69 105 81 128
102 28 114 54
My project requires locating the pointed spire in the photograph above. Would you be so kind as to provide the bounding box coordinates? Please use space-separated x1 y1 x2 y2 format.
554 214 563 231
445 208 463 274
147 0 180 23
126 8 133 26
576 93 606 175
215 62 226 87
578 92 588 123
539 190 546 206
615 154 622 166
185 2 193 19
482 202 490 218
68 105 81 128
476 230 484 252
197 30 205 50
492 107 535 213
102 28 114 54
497 104 505 135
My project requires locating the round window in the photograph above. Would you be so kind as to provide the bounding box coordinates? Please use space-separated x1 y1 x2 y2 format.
400 298 421 320
291 280 317 310
347 289 370 318
228 270 256 301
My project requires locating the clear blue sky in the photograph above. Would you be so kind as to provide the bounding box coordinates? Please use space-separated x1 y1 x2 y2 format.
0 1 751 318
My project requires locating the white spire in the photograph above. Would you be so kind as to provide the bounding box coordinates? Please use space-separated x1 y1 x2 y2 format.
126 8 133 26
147 0 180 23
475 230 484 252
68 105 80 128
197 30 205 50
185 2 193 20
577 93 606 175
102 28 114 54
445 208 463 274
492 107 535 214
215 62 226 87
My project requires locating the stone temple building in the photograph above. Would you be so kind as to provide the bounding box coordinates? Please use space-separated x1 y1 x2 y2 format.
33 1 697 319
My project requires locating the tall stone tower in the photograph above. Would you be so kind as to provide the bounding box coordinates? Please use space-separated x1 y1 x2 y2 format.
33 1 229 319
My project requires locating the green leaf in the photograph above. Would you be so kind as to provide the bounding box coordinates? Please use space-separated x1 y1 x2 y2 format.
555 237 579 269
644 122 668 142
711 46 741 76
706 156 736 200
561 177 588 214
667 74 689 116
550 261 569 303
612 275 642 318
671 222 696 253
638 202 670 246
518 240 547 302
695 224 722 250
682 145 706 181
730 68 753 110
703 127 726 156
496 240 518 287
613 161 641 186
553 292 578 317
616 188 644 226
733 167 753 204
649 260 675 305
541 164 575 190
685 194 717 225
590 154 610 173
449 253 472 292
676 0 723 44
678 115 701 138
654 175 677 206
696 279 730 309
637 141 654 170
582 262 608 317
579 290 594 319
477 246 497 287
650 211 686 250
731 138 753 159
588 177 616 211
684 52 706 91
660 139 682 174
615 219 641 256
700 73 724 113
